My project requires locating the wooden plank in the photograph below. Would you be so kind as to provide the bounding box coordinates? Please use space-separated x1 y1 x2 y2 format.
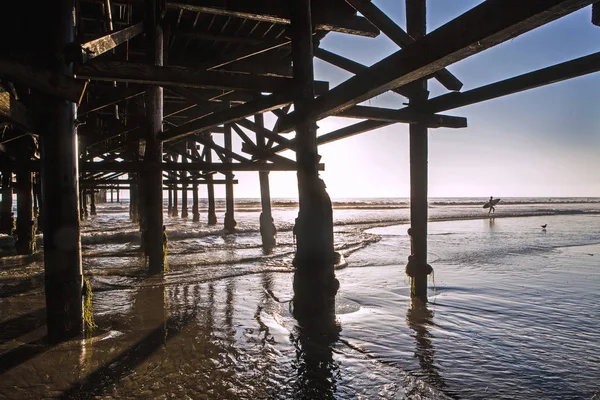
0 59 87 104
166 0 380 37
344 0 462 91
78 87 145 115
80 22 144 63
279 0 595 130
0 88 34 132
200 37 290 70
160 93 293 142
75 61 329 93
337 105 466 128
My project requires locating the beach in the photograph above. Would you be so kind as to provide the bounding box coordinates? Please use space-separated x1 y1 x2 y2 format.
0 198 599 399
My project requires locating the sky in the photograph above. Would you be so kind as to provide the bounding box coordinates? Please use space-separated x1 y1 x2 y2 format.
218 1 600 199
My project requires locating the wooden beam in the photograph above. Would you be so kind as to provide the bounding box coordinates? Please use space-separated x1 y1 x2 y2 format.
0 88 34 132
0 59 87 104
166 0 380 37
236 118 294 146
81 161 323 172
279 0 595 130
200 37 290 71
593 2 600 26
337 105 467 128
78 87 145 115
343 0 462 91
160 93 293 142
79 22 144 63
75 61 328 93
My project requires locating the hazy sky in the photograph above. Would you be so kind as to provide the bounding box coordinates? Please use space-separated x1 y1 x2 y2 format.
216 1 600 199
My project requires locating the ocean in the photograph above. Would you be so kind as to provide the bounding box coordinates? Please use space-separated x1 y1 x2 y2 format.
0 197 599 399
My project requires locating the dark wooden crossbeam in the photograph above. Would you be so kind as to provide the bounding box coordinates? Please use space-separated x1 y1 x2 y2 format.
79 22 144 63
200 37 290 71
343 0 462 91
79 87 145 115
0 59 87 104
81 161 322 172
160 93 293 142
279 0 595 131
166 0 379 37
337 105 467 128
0 88 34 132
80 178 236 184
74 61 329 94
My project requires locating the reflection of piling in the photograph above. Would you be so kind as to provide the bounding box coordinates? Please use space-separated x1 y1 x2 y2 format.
143 0 165 274
0 171 13 234
290 0 338 318
34 0 84 343
224 124 237 233
255 112 276 251
407 0 429 303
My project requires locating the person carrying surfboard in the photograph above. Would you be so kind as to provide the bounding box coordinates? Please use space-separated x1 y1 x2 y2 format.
488 196 496 214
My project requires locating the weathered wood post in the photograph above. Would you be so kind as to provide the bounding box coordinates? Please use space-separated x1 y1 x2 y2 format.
82 189 89 220
15 141 35 255
89 188 97 215
192 180 200 222
37 0 84 341
224 124 237 232
116 183 120 202
206 136 217 225
407 0 430 302
255 112 276 251
167 184 172 215
143 0 165 273
290 0 338 318
0 171 14 234
130 176 139 223
181 151 188 218
110 187 114 202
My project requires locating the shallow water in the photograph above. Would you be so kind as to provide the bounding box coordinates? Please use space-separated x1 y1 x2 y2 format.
0 199 599 399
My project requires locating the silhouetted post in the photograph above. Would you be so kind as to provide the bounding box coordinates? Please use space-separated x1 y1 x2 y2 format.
167 185 172 215
89 189 97 215
407 0 429 302
172 180 178 217
290 0 338 318
181 153 188 218
0 171 14 234
35 174 43 232
224 124 237 232
192 180 200 222
110 187 114 202
15 153 35 255
206 137 217 225
80 189 88 220
130 176 139 223
255 112 276 251
143 0 165 273
116 183 120 202
35 0 84 342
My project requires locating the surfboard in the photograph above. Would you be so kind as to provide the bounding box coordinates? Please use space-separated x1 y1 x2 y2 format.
483 198 501 209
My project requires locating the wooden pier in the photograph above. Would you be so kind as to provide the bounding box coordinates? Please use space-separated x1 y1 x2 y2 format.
1 0 599 340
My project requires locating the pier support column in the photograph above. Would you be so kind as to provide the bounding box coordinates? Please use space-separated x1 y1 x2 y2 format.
15 160 35 255
110 187 114 202
206 137 217 225
224 124 237 232
407 0 430 302
130 177 139 223
172 182 178 217
290 0 337 319
89 189 96 216
181 156 188 218
192 181 200 222
36 0 83 342
0 171 14 235
81 189 88 220
255 113 276 251
116 184 120 203
167 185 172 215
143 0 165 274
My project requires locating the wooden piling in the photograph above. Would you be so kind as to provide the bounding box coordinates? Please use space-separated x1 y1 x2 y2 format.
90 189 97 215
255 112 276 251
130 176 139 223
15 163 35 255
116 184 120 202
290 0 338 318
172 182 178 217
181 154 188 218
35 0 84 342
206 136 217 225
407 0 429 302
224 124 237 232
192 181 200 222
143 0 165 273
167 185 172 215
110 187 114 202
0 171 14 234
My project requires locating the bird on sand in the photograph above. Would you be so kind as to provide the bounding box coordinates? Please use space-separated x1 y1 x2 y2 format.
541 224 547 229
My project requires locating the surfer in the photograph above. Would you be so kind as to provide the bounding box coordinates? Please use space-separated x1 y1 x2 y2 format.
488 196 496 214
